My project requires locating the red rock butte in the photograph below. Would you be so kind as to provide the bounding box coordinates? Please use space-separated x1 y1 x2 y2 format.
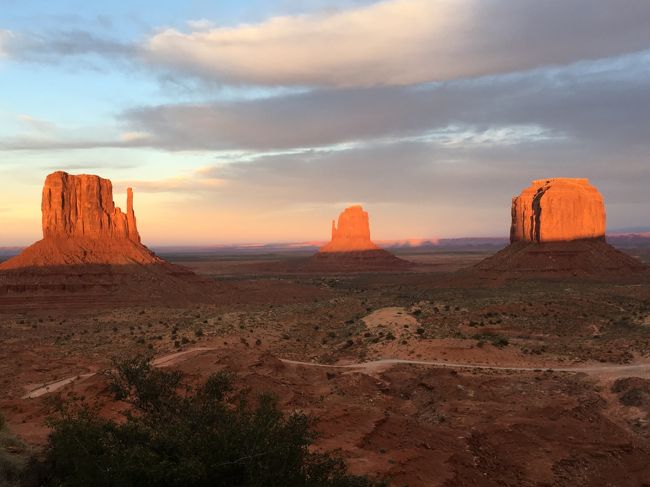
474 177 646 279
320 206 380 253
510 178 606 243
42 171 141 242
0 171 160 269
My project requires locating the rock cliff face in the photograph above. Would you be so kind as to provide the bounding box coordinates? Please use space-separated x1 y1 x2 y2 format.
510 178 606 243
0 171 217 306
0 171 159 269
320 206 379 253
42 171 140 242
474 178 646 279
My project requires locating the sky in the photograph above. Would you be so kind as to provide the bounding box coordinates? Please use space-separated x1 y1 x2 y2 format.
1 0 649 246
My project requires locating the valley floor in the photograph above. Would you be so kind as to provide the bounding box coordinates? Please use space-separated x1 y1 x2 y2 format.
2 249 650 486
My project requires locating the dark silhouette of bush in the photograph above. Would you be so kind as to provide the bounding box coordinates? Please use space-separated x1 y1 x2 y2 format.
42 356 385 487
0 413 31 487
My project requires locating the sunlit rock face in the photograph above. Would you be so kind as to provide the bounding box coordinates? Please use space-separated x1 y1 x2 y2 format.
42 171 140 242
0 171 160 269
510 178 606 243
320 205 380 253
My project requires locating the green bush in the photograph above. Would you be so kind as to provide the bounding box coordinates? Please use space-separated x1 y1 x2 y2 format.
42 356 385 487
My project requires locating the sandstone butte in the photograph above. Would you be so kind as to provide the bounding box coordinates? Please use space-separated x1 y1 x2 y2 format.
510 178 606 243
474 177 647 278
0 171 161 269
320 205 380 253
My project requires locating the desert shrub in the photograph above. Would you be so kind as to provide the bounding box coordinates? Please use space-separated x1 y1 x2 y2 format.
472 333 509 348
612 377 650 408
0 413 31 487
620 388 644 407
41 356 384 487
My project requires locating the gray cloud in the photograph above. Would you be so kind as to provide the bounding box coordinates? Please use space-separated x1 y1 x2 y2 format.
117 53 650 153
0 29 134 66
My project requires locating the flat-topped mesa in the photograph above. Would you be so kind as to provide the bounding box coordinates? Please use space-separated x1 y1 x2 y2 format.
320 205 380 253
42 171 140 242
510 178 606 243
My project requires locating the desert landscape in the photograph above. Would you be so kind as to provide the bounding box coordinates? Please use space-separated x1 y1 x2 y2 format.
1 173 650 486
2 2 650 486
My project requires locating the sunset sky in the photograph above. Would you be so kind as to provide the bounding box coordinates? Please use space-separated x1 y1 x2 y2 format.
1 0 649 246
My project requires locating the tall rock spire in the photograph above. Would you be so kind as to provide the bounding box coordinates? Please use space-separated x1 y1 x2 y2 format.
126 187 140 243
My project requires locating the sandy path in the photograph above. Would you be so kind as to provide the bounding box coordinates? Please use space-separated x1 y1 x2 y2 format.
280 358 650 379
21 347 220 399
21 348 650 399
23 373 96 399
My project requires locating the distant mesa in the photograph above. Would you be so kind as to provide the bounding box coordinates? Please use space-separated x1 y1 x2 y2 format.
475 178 647 279
320 205 379 253
312 205 411 271
510 178 606 243
0 171 210 308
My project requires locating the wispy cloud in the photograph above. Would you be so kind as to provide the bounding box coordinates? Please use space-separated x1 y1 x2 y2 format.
38 162 140 172
0 29 134 65
0 29 11 58
115 169 226 194
18 114 56 132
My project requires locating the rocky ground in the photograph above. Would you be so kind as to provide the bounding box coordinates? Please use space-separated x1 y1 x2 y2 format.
2 249 650 486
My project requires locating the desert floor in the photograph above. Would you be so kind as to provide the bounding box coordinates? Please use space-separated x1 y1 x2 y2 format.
3 248 650 486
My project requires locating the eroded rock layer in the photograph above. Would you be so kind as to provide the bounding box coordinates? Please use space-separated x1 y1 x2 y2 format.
510 178 606 243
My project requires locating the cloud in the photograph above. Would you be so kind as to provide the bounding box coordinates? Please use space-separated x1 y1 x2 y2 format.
1 29 133 64
117 53 650 152
0 29 13 58
2 51 649 157
143 0 650 87
111 132 650 239
115 169 225 194
120 131 152 143
38 163 140 172
18 114 56 132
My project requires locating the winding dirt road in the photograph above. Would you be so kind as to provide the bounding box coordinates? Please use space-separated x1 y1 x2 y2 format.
21 347 650 399
280 357 650 379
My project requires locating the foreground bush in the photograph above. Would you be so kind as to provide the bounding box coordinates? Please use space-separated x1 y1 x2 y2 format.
43 356 384 487
0 413 31 487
